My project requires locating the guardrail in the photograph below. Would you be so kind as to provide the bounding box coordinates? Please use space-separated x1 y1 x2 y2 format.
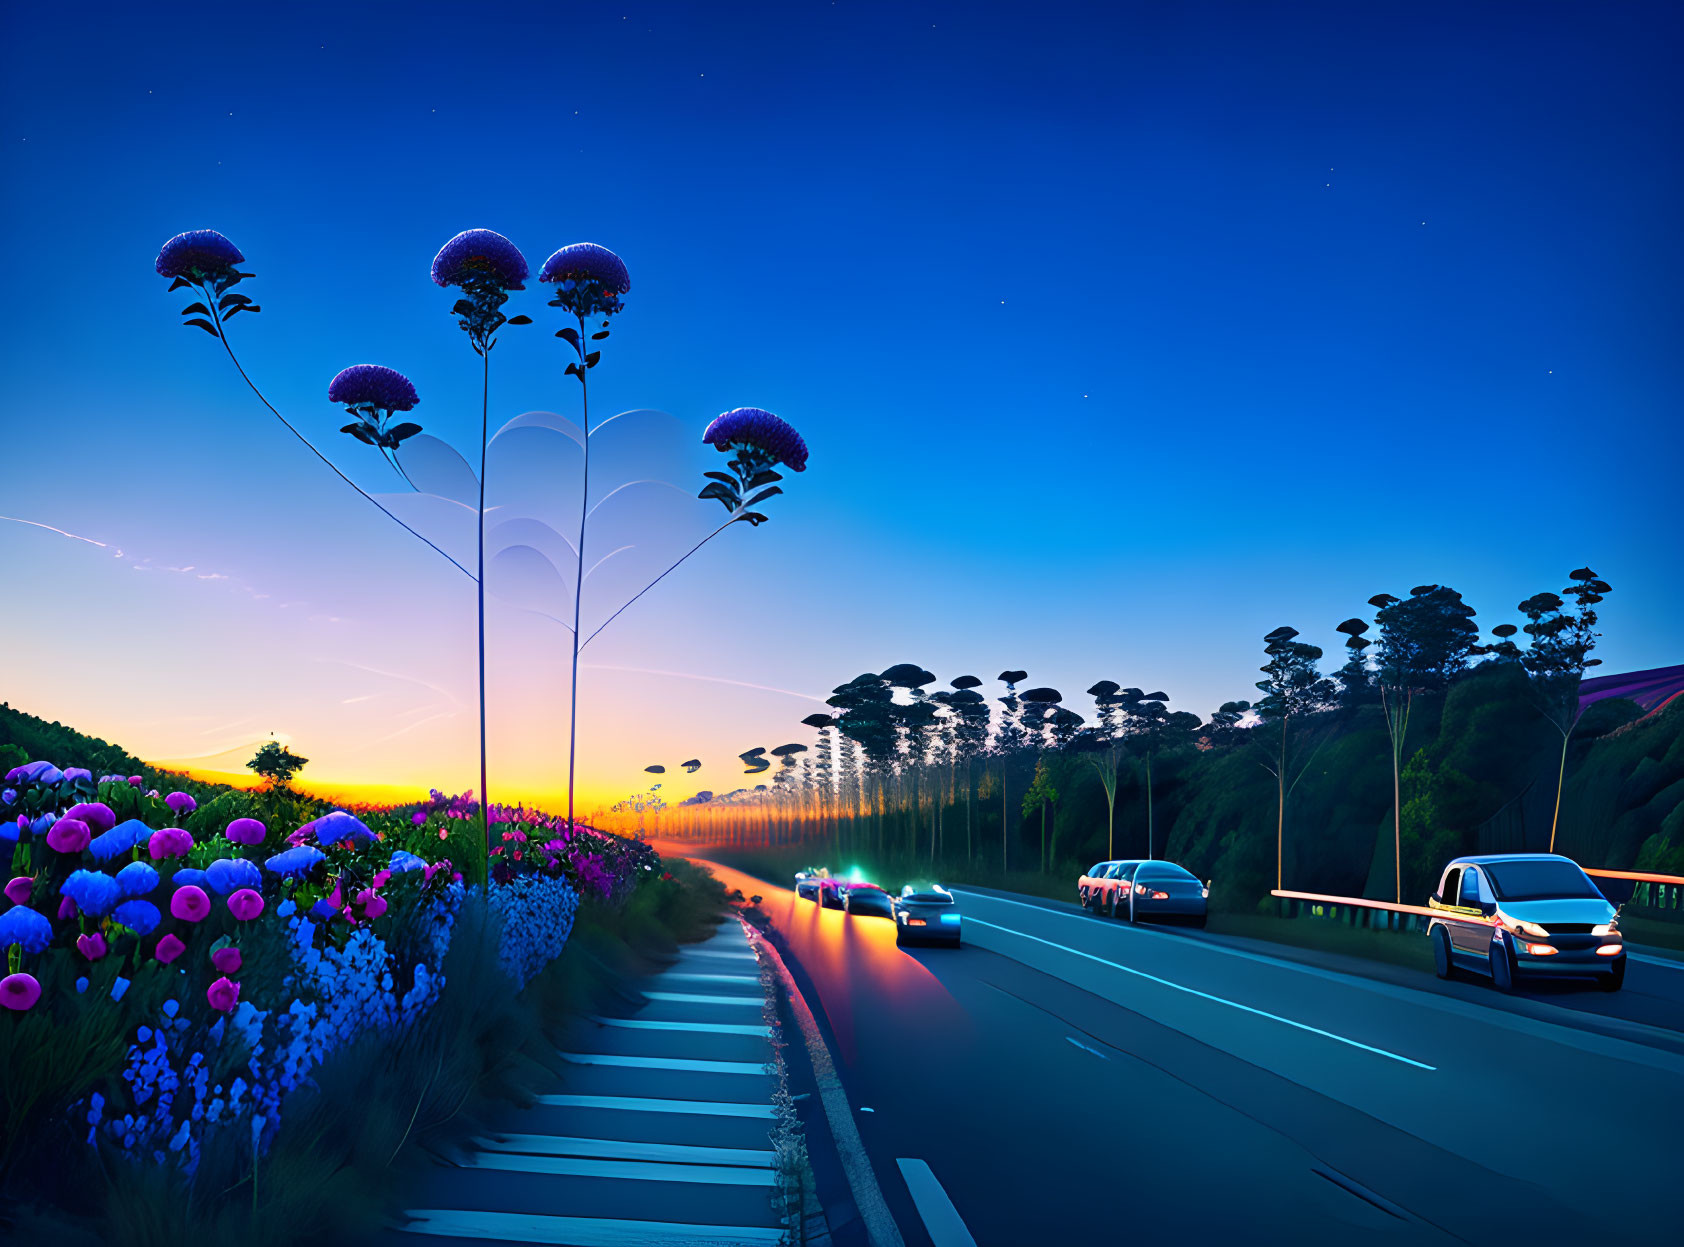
1272 866 1684 932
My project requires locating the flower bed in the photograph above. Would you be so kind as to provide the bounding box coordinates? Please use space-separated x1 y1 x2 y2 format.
0 760 653 1179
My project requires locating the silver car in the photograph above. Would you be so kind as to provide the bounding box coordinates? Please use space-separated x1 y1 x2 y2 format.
1427 854 1625 992
893 884 962 946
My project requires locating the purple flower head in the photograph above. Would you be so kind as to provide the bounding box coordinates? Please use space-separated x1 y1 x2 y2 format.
65 802 117 835
1 790 13 806
29 814 55 837
0 904 50 954
212 946 243 974
148 827 194 860
206 857 262 895
225 817 266 846
116 861 160 898
0 972 41 1012
46 817 91 854
264 845 326 878
432 229 529 290
328 364 419 413
30 764 65 786
155 933 186 964
540 243 629 318
155 230 245 281
4 876 32 906
170 885 211 923
206 976 240 1012
63 767 93 785
112 899 161 935
61 870 122 918
702 408 808 473
128 776 143 786
77 932 107 961
227 888 264 921
164 791 197 816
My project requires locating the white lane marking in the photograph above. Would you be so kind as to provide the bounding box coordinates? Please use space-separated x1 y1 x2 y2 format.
896 1158 978 1247
397 1209 785 1244
590 1016 769 1037
460 1151 778 1185
1630 952 1684 972
559 1052 770 1075
534 1093 775 1118
1065 1035 1108 1060
644 991 763 1005
682 945 759 959
660 971 761 985
476 1132 774 1167
964 917 1436 1071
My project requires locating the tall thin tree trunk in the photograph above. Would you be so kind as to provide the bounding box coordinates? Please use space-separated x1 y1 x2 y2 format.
476 350 490 875
566 312 590 839
1276 718 1287 891
1549 731 1569 853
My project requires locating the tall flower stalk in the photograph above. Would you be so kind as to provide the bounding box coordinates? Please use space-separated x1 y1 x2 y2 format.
431 229 533 873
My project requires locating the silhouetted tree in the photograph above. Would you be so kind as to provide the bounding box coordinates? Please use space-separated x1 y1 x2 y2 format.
248 738 308 788
1518 568 1613 851
995 670 1029 869
1254 627 1338 890
1022 756 1058 872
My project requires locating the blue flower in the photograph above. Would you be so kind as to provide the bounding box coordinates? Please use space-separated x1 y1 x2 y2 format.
277 899 297 917
327 364 418 413
61 869 123 917
63 767 92 784
162 999 180 1019
89 818 153 863
309 899 340 924
0 790 12 805
116 861 160 897
702 407 809 473
111 977 131 1002
0 904 52 953
314 811 374 848
388 850 427 873
173 868 209 890
113 900 162 935
30 813 56 836
76 977 89 993
155 230 245 280
0 819 17 843
265 846 326 878
206 857 262 895
431 229 528 290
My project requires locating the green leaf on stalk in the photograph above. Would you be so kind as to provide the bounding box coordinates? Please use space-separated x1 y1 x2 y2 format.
699 481 739 510
506 315 533 325
167 277 192 292
703 471 738 486
739 511 770 526
565 362 581 378
388 422 423 443
180 302 211 316
746 469 783 488
584 351 601 367
590 331 609 340
452 299 474 316
556 327 580 347
183 318 220 336
745 486 783 506
219 293 252 308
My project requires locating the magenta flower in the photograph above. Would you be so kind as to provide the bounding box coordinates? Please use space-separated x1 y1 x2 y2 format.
227 888 264 921
355 888 388 920
170 885 211 923
127 776 143 786
206 976 241 1013
154 933 186 963
0 972 41 1011
46 817 91 854
211 946 242 974
3 876 31 906
58 896 77 920
165 791 197 816
148 827 194 860
65 802 116 835
77 932 107 960
225 817 266 846
410 811 426 826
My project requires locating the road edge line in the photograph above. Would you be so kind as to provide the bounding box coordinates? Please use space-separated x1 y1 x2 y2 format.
741 916 906 1247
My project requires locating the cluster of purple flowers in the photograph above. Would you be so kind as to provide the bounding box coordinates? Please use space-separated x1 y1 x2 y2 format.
703 407 810 473
540 242 631 320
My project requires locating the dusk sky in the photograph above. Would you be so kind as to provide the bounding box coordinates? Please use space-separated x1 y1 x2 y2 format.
2 1 1680 811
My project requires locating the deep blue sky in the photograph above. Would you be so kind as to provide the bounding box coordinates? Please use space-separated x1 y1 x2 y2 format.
2 1 1680 802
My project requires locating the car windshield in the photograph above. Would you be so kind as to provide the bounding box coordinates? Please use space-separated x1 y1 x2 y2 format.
1136 863 1197 882
901 891 953 904
1481 859 1603 902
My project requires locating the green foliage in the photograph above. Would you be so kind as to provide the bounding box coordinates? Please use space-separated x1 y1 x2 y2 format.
0 702 144 777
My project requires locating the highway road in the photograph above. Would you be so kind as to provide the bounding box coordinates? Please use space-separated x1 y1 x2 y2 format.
690 858 1683 1246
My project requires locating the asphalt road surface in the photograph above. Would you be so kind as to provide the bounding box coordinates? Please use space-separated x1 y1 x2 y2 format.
691 858 1683 1246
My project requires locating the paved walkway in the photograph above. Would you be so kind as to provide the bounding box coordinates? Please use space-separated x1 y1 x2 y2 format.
391 918 787 1246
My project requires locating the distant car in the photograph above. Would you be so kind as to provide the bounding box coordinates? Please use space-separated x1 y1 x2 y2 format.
1120 860 1208 927
1428 854 1625 992
842 882 893 919
794 868 830 902
1079 860 1141 915
893 884 962 946
816 876 851 909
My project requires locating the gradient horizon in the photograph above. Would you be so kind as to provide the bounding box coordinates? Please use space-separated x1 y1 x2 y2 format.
2 1 1680 814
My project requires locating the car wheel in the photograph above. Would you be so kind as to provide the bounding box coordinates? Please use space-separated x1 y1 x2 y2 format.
1600 957 1626 992
1489 936 1516 993
1432 926 1455 980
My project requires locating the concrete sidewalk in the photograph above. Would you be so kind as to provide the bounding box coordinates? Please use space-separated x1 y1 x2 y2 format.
391 917 788 1246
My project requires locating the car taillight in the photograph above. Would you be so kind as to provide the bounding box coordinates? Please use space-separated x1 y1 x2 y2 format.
1597 944 1622 956
1133 883 1145 895
907 917 927 926
1151 890 1169 900
1524 942 1556 956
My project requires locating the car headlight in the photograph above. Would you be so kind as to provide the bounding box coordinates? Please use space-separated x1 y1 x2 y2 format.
1591 923 1617 937
1501 915 1550 940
